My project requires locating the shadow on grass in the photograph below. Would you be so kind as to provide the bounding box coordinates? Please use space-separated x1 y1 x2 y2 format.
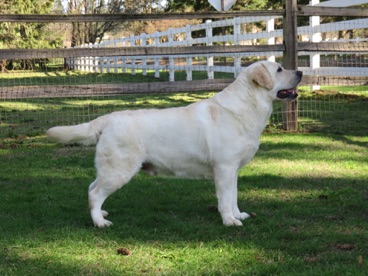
257 135 368 164
1 142 367 274
1 103 367 272
270 92 368 136
1 173 367 274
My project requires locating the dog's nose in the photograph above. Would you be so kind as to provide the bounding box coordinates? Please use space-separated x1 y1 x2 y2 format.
296 71 303 77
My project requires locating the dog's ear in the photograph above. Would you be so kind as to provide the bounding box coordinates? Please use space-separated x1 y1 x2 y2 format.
252 63 274 90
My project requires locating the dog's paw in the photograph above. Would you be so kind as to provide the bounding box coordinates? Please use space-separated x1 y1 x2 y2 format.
223 217 243 226
101 210 109 217
94 219 113 228
237 212 250 221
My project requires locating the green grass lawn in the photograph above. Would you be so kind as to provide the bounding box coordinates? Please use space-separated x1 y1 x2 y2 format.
0 133 367 275
0 68 233 87
1 68 367 275
1 84 367 141
1 68 367 138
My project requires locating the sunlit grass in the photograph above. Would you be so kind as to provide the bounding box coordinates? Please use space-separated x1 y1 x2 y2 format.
298 85 368 96
0 71 367 274
1 132 367 275
0 101 45 111
249 134 368 178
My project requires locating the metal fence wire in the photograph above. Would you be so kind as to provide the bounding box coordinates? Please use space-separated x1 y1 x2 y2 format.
0 7 367 142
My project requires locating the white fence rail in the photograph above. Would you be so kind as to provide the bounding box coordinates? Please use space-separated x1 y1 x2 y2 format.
71 16 368 81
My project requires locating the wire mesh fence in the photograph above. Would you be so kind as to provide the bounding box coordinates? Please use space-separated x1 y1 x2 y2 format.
0 8 367 144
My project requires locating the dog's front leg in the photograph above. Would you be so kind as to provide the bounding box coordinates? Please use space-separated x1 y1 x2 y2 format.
214 165 243 226
231 178 250 221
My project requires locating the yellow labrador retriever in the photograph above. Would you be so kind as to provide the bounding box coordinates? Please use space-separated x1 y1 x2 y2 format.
47 61 302 227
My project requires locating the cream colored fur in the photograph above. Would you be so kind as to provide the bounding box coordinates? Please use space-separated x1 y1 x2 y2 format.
47 61 302 227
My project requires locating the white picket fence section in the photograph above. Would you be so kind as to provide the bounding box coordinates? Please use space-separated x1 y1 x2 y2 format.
71 16 368 81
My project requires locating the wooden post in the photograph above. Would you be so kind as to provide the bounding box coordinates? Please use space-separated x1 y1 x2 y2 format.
282 0 298 131
206 20 214 80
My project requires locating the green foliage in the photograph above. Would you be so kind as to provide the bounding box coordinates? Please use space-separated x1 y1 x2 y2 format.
165 0 314 12
68 0 126 46
0 0 63 71
0 0 58 50
166 0 269 12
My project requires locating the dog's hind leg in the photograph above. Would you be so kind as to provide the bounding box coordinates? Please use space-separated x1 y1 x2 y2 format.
89 151 142 228
89 169 140 227
89 178 116 228
88 180 109 219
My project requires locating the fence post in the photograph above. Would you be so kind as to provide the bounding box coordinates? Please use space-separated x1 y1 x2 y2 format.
130 35 136 75
121 38 127 73
266 17 276 62
206 20 214 80
92 42 100 73
186 25 193 81
154 32 160 78
86 43 91 72
168 28 175 81
282 0 298 131
81 44 86 72
89 44 93 73
98 43 103 73
233 17 241 77
310 0 321 91
142 33 147 76
113 39 118 74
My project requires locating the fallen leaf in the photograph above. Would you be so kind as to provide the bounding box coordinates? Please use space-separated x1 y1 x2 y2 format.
117 248 131 256
305 257 318 263
358 255 363 267
335 244 355 251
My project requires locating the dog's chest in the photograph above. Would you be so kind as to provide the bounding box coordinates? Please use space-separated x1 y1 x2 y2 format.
236 142 260 168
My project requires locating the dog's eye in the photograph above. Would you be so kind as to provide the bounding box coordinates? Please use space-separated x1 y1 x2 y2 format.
277 67 283 72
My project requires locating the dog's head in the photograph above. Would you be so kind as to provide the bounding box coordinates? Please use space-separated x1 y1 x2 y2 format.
249 61 303 101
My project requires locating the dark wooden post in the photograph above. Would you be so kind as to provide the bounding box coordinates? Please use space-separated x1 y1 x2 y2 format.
282 0 298 131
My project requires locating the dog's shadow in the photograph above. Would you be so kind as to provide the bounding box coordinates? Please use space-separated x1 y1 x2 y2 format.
87 169 366 243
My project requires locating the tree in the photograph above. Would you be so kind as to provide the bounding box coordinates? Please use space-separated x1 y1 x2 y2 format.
68 0 125 46
67 0 164 46
166 0 270 12
0 0 58 49
106 0 165 37
0 0 61 71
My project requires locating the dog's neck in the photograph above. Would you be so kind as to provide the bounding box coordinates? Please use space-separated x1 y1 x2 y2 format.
212 75 275 138
214 78 273 118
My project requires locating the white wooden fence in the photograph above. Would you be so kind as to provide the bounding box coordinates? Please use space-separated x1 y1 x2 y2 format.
71 15 368 81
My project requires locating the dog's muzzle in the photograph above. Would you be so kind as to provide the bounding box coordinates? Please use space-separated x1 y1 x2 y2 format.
277 71 303 101
277 88 298 100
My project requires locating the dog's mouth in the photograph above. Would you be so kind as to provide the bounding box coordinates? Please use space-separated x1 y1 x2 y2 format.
277 88 298 100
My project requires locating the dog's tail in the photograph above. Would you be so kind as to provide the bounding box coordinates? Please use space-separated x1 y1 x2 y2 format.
46 115 110 145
